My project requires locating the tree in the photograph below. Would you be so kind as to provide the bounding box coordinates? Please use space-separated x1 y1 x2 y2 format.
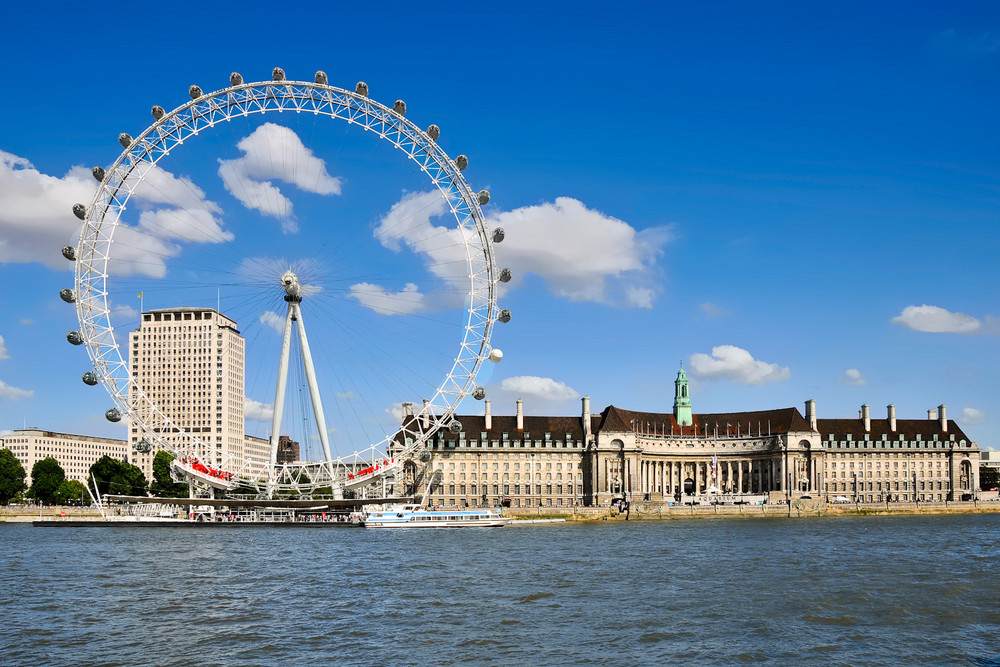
151 450 188 498
28 457 66 505
981 467 1000 491
0 448 26 505
53 479 89 506
89 456 148 497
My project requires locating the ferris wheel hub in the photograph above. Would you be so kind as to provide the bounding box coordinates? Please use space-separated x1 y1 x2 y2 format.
280 270 303 299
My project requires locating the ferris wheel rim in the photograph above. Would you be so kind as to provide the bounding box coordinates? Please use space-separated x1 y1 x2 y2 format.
72 73 501 490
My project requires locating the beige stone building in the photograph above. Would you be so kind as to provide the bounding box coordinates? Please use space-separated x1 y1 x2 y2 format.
1 428 128 484
398 368 980 507
128 307 255 480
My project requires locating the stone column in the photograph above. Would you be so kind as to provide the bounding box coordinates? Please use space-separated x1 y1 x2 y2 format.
738 460 744 494
780 455 786 492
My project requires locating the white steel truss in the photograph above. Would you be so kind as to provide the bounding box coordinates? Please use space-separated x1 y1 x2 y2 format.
72 72 501 496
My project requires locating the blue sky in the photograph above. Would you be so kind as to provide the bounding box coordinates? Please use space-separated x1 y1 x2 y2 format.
0 1 998 455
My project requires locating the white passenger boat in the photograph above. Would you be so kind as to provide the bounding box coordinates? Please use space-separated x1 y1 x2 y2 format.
362 504 508 528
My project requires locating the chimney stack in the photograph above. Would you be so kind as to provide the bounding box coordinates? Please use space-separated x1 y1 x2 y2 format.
939 404 947 432
928 408 938 420
582 396 592 441
887 404 896 432
402 402 414 418
861 404 870 432
516 399 524 430
805 399 817 431
422 398 430 429
485 399 492 430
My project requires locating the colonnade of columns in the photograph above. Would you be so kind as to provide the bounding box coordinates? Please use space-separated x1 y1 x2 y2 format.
629 457 795 497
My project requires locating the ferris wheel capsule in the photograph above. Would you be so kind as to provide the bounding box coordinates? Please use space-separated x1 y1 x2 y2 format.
393 100 406 116
134 439 152 453
498 309 511 323
449 420 463 434
473 387 486 400
92 166 105 182
66 331 83 345
492 228 505 243
189 85 203 100
427 125 440 141
105 408 122 422
151 105 165 120
314 71 328 85
272 67 285 82
72 204 86 220
455 155 469 171
82 372 98 386
59 288 75 303
230 72 243 86
499 268 512 283
61 246 76 261
478 190 490 206
118 133 133 149
489 348 503 363
355 81 368 96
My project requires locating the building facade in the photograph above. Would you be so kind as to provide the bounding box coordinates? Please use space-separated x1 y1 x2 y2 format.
399 368 980 507
128 307 250 480
1 428 128 484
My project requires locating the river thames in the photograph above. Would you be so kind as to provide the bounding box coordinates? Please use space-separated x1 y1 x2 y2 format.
3 514 1000 666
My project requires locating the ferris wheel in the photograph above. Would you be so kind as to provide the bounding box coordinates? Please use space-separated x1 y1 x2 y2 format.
60 68 509 497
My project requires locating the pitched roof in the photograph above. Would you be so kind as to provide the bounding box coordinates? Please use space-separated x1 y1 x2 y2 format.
393 413 590 443
817 418 972 442
597 405 811 435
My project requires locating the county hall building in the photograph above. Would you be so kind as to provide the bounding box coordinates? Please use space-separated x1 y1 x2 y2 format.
399 368 980 508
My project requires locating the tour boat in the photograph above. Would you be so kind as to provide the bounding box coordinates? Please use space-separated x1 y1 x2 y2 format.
362 504 508 528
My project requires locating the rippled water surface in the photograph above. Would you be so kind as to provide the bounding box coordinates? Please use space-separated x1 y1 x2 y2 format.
4 514 1000 666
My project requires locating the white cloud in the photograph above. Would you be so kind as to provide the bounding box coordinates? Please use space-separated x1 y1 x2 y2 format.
386 402 404 423
892 305 987 334
497 376 580 401
356 190 672 315
689 345 790 385
0 335 8 360
348 282 428 316
0 151 102 270
960 408 987 425
0 150 232 279
245 398 274 422
839 368 867 386
108 301 139 322
218 123 342 232
489 197 672 307
699 302 729 319
259 311 285 334
0 379 33 401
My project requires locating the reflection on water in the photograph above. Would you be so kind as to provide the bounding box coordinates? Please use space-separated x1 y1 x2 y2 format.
4 514 1000 666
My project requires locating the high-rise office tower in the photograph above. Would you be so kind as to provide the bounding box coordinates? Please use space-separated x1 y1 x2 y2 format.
128 308 250 481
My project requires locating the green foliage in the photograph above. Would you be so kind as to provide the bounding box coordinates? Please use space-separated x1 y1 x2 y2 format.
981 468 1000 491
28 457 66 505
0 448 27 505
53 479 89 506
150 450 188 497
89 455 148 497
